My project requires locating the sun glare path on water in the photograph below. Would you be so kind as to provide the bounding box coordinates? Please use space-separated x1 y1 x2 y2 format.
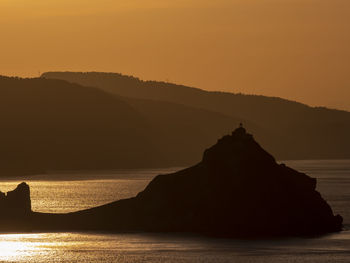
0 233 50 261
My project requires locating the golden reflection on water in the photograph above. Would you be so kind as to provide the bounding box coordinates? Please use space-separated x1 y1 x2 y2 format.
0 231 350 263
0 234 50 261
0 168 177 213
0 233 89 262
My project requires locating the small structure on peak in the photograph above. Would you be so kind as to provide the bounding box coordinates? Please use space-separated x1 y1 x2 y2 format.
232 122 247 136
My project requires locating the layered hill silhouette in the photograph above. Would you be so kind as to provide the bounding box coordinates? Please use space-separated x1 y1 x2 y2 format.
4 127 342 237
0 76 245 176
42 71 350 160
2 71 350 176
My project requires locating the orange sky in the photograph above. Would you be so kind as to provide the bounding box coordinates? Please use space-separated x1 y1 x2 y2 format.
0 0 349 110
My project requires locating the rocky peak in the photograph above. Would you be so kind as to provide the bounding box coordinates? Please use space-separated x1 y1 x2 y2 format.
202 125 275 171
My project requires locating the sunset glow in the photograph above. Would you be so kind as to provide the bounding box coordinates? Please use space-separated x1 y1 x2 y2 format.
0 0 349 110
0 1 350 261
0 234 47 261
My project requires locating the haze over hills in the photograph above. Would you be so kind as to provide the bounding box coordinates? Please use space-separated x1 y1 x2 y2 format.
0 76 242 176
42 71 350 160
1 72 349 176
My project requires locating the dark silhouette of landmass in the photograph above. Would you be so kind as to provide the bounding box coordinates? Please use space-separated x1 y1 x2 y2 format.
0 76 248 176
41 71 350 160
0 182 31 231
1 127 342 237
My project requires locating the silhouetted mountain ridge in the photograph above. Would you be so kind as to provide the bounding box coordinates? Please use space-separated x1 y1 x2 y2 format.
0 75 246 175
42 71 350 160
0 76 156 174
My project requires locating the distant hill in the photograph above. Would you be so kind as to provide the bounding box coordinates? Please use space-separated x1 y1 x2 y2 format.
42 71 350 160
0 76 245 176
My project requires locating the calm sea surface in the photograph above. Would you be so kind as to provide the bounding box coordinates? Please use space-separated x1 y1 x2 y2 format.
0 161 349 263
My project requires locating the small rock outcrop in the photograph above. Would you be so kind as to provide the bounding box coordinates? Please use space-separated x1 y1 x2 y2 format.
0 182 31 218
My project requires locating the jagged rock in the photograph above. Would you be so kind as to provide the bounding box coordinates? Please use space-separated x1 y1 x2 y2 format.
0 182 31 218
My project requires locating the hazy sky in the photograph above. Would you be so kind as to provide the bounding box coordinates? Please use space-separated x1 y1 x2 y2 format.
1 0 349 110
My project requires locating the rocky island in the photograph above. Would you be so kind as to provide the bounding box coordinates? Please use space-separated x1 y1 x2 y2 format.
0 182 32 231
0 126 343 237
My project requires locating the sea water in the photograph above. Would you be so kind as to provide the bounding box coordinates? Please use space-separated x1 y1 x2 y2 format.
0 161 349 263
